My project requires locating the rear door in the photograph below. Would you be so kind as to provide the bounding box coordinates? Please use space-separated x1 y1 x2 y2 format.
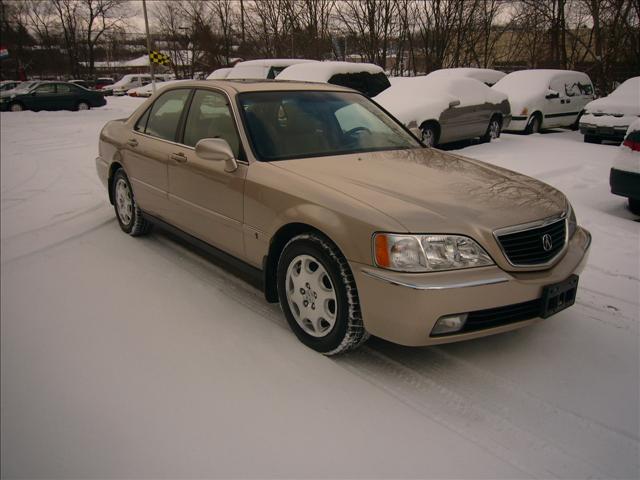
123 88 192 220
166 88 247 258
56 83 81 109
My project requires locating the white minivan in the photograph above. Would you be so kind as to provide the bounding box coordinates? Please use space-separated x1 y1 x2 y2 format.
106 74 153 96
493 69 594 133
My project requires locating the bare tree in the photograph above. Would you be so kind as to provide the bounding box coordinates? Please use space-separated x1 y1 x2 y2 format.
82 0 129 78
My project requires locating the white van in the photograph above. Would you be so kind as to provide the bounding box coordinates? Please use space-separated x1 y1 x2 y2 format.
493 69 594 133
226 59 317 80
426 67 506 86
108 74 153 96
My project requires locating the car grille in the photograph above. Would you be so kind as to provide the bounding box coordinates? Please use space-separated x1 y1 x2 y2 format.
496 217 566 266
461 299 542 333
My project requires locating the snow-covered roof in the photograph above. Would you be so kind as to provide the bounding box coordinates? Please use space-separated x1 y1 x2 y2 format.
276 61 383 82
206 68 233 80
235 59 317 67
426 68 505 85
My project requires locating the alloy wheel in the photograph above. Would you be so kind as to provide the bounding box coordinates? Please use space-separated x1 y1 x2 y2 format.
115 178 133 226
285 254 337 338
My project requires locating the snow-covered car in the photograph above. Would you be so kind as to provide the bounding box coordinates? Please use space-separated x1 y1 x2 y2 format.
104 74 153 96
226 59 317 80
610 119 640 214
493 69 594 133
276 61 390 97
127 79 189 98
0 80 20 91
206 67 233 80
580 77 640 144
426 67 506 86
96 80 590 355
0 80 39 97
375 76 511 146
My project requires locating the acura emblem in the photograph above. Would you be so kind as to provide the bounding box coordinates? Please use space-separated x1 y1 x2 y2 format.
542 234 553 252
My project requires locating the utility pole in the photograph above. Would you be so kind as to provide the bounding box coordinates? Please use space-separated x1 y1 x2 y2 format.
142 0 156 94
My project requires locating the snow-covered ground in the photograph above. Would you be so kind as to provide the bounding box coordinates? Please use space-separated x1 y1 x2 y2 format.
1 96 638 478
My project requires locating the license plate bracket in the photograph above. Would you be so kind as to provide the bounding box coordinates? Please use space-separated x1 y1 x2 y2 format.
540 275 579 319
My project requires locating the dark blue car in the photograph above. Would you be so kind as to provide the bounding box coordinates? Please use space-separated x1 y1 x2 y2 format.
0 81 106 112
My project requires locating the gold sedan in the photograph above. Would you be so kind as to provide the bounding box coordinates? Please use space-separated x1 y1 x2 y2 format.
96 80 591 355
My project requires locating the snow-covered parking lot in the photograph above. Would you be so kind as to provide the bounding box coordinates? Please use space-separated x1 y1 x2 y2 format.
1 96 638 478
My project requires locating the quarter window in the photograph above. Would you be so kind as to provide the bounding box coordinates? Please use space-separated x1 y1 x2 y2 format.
142 89 190 142
183 89 240 157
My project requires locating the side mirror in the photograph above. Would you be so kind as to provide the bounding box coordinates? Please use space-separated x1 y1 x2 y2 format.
545 89 560 99
448 99 461 108
195 138 238 172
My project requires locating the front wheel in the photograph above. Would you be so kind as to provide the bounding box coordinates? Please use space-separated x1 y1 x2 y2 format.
277 233 369 355
525 114 541 134
112 169 151 236
481 116 502 143
420 125 438 147
9 102 23 112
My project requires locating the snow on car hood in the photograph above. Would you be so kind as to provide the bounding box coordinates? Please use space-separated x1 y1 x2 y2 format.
585 78 640 116
274 147 566 233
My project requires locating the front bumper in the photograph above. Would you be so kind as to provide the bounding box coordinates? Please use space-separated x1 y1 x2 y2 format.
350 227 591 346
610 167 640 200
580 123 628 142
504 116 529 132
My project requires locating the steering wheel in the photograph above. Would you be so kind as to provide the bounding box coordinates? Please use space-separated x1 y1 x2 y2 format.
345 126 371 136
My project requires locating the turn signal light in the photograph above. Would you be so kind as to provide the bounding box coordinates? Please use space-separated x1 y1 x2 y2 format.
374 234 390 268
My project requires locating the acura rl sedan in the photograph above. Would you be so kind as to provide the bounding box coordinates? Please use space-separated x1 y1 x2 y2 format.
96 80 591 355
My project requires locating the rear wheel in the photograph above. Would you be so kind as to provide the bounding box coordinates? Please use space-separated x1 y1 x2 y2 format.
112 169 151 236
584 134 601 144
629 198 640 215
277 233 369 355
77 101 90 111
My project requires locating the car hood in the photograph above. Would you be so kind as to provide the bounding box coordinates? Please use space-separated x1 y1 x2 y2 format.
273 148 567 233
585 96 640 116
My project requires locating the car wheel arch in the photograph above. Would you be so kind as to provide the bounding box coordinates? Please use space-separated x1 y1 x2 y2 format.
263 222 349 304
107 161 125 205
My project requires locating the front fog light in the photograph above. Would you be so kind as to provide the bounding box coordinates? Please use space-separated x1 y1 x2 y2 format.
431 314 468 336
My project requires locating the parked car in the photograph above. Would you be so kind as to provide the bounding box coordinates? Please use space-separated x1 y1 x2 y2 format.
0 80 39 97
426 67 506 86
95 77 114 90
127 79 187 98
226 59 318 80
610 119 640 214
206 67 233 80
276 61 391 97
375 76 511 146
580 77 640 144
493 69 594 133
0 81 106 112
103 74 153 96
96 80 590 355
0 80 20 91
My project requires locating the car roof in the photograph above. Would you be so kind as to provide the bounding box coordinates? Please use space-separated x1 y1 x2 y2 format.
161 79 355 94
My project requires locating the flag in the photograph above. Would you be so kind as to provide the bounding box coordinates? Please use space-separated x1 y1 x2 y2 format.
149 50 170 66
0 46 9 60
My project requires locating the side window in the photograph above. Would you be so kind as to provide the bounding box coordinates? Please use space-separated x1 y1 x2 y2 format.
134 107 152 132
35 84 56 94
183 89 240 157
57 83 79 94
144 89 190 141
564 78 581 97
549 77 565 95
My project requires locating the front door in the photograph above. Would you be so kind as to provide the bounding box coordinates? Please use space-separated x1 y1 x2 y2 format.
166 88 247 258
28 83 58 110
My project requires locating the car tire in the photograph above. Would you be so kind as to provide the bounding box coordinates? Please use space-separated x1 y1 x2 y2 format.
524 113 541 134
420 124 438 147
77 101 90 111
277 233 369 355
112 169 151 236
9 102 24 112
629 198 640 215
481 116 502 143
584 134 601 144
570 111 583 131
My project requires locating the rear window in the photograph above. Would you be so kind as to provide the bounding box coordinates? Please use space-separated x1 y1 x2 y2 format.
328 72 391 97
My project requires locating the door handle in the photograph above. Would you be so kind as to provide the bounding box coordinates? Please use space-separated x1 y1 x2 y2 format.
170 152 187 163
127 138 138 147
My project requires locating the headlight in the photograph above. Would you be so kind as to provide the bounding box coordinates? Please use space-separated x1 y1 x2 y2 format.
567 203 577 239
374 233 494 272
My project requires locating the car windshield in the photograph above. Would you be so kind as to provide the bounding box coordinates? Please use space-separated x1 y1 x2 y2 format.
238 91 421 161
14 81 38 92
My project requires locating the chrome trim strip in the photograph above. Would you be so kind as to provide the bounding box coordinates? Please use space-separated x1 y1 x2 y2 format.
493 210 569 269
361 268 511 290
